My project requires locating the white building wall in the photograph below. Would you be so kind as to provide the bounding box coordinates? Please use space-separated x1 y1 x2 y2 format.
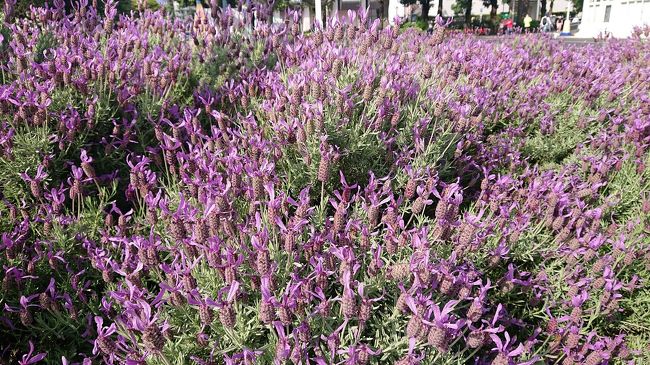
472 1 493 18
431 0 457 17
302 4 312 31
388 0 406 23
549 0 572 13
578 0 650 37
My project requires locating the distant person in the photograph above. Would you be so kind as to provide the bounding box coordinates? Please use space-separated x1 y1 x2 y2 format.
505 17 514 35
550 14 557 31
540 14 552 33
524 14 532 33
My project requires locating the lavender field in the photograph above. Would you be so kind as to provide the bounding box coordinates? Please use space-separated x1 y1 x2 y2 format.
1 1 650 364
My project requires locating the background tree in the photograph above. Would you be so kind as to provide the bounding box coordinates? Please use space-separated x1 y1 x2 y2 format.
399 0 431 21
482 0 497 20
272 0 295 11
540 0 546 16
319 0 336 26
571 0 582 12
451 0 472 25
515 0 528 22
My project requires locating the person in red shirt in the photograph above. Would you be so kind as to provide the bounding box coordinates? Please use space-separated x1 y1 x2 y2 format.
505 17 514 35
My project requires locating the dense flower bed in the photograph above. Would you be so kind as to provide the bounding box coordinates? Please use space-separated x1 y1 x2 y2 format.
1 2 649 364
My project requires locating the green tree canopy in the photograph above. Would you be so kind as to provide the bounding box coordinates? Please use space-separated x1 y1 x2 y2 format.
399 0 432 21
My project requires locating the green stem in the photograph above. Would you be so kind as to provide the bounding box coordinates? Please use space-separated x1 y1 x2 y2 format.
156 352 173 365
532 334 553 357
320 179 326 218
433 132 459 166
461 346 482 363
409 78 430 123
225 326 244 349
586 298 602 329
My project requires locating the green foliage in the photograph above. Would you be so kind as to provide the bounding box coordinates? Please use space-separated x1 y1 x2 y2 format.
0 125 52 204
34 31 58 64
401 20 428 31
272 0 292 11
130 0 160 10
521 93 590 166
328 115 390 188
600 151 650 224
451 0 471 21
0 19 10 50
572 0 583 12
0 184 117 363
191 35 276 92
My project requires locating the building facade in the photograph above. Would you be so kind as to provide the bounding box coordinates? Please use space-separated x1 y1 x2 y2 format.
577 0 650 37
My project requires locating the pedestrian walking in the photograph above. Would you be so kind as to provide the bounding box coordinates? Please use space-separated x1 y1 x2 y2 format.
550 14 557 31
524 14 532 33
556 17 563 33
540 14 552 33
505 17 514 35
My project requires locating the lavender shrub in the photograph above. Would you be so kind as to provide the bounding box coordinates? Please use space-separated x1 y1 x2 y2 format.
0 2 649 364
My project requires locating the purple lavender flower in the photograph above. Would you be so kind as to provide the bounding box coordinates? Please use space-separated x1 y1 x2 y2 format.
489 331 525 365
18 341 46 365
